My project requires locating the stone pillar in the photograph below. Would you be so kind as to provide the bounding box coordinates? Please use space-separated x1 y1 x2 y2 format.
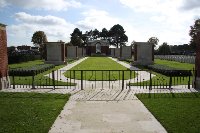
195 41 200 89
0 23 10 90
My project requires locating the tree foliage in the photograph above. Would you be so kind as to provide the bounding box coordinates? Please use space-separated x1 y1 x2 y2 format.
70 24 128 48
148 37 159 46
31 31 48 47
70 28 83 47
157 42 171 55
189 19 200 49
31 31 48 59
108 24 128 48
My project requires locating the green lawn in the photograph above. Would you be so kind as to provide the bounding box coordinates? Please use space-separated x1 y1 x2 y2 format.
130 59 194 86
9 60 76 86
136 93 200 133
0 92 70 133
155 59 194 70
64 57 136 80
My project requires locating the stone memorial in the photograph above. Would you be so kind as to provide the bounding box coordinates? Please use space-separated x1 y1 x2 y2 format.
45 42 65 65
110 48 115 57
66 46 78 59
133 42 154 65
78 47 83 58
114 48 120 58
120 46 132 60
0 23 10 89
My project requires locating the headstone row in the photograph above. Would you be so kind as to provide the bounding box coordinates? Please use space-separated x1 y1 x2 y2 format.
155 55 195 64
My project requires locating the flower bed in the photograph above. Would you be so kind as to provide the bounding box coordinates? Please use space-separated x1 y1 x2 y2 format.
147 64 192 76
9 64 55 76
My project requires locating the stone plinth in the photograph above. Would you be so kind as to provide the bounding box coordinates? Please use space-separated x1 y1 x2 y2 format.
45 42 65 65
66 46 78 59
134 42 153 65
114 48 120 58
0 23 10 90
120 46 132 60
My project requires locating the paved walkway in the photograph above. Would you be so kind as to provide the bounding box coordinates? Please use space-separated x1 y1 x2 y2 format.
47 57 166 133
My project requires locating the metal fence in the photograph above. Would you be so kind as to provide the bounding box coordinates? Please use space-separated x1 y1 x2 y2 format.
10 69 196 91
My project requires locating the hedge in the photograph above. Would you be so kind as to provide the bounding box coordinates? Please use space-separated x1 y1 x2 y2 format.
147 64 192 76
9 64 55 76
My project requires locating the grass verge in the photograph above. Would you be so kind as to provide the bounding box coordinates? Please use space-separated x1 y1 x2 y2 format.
136 93 200 133
0 92 70 133
64 57 136 80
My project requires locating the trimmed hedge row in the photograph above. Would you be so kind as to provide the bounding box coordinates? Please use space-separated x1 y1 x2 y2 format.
147 64 192 76
9 64 55 76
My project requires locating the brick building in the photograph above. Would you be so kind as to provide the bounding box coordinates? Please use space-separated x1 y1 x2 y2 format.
0 23 10 89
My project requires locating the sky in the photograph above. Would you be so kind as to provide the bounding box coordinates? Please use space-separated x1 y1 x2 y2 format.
0 0 200 47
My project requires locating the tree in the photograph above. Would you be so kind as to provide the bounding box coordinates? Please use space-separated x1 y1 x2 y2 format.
70 28 83 47
157 42 171 55
92 29 100 39
148 37 159 47
108 24 128 48
189 19 200 77
100 28 108 39
31 31 48 59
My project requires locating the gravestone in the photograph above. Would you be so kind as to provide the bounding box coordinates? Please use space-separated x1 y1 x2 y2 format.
66 46 78 59
120 46 132 60
133 42 154 65
45 42 65 65
0 23 10 89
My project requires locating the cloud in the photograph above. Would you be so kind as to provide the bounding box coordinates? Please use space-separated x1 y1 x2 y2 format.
76 9 119 31
7 12 75 46
181 0 200 10
0 0 81 11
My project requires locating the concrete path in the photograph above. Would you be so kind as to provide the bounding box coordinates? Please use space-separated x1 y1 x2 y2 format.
49 87 167 133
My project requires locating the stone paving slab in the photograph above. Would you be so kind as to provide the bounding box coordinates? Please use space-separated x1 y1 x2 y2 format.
49 96 167 133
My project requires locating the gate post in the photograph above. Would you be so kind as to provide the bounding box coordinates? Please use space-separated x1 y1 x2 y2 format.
81 70 83 90
149 72 152 90
122 71 124 90
52 70 55 90
32 70 35 89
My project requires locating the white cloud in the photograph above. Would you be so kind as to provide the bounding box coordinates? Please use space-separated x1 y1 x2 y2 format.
181 0 200 10
119 0 198 45
76 9 119 31
0 0 81 11
7 12 75 46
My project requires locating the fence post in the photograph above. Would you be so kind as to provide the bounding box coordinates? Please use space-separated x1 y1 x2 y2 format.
32 70 35 89
81 70 83 90
149 72 152 90
169 76 172 90
52 70 55 90
12 75 15 89
122 71 124 90
188 71 191 89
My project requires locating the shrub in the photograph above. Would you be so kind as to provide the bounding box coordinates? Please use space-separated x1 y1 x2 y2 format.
9 64 55 76
147 64 192 76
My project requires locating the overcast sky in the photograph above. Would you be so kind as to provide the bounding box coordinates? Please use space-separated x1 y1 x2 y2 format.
0 0 200 47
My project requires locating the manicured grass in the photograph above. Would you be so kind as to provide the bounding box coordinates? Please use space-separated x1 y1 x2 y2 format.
155 59 194 70
0 92 70 133
136 93 200 133
9 60 75 86
64 57 136 80
129 59 194 86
